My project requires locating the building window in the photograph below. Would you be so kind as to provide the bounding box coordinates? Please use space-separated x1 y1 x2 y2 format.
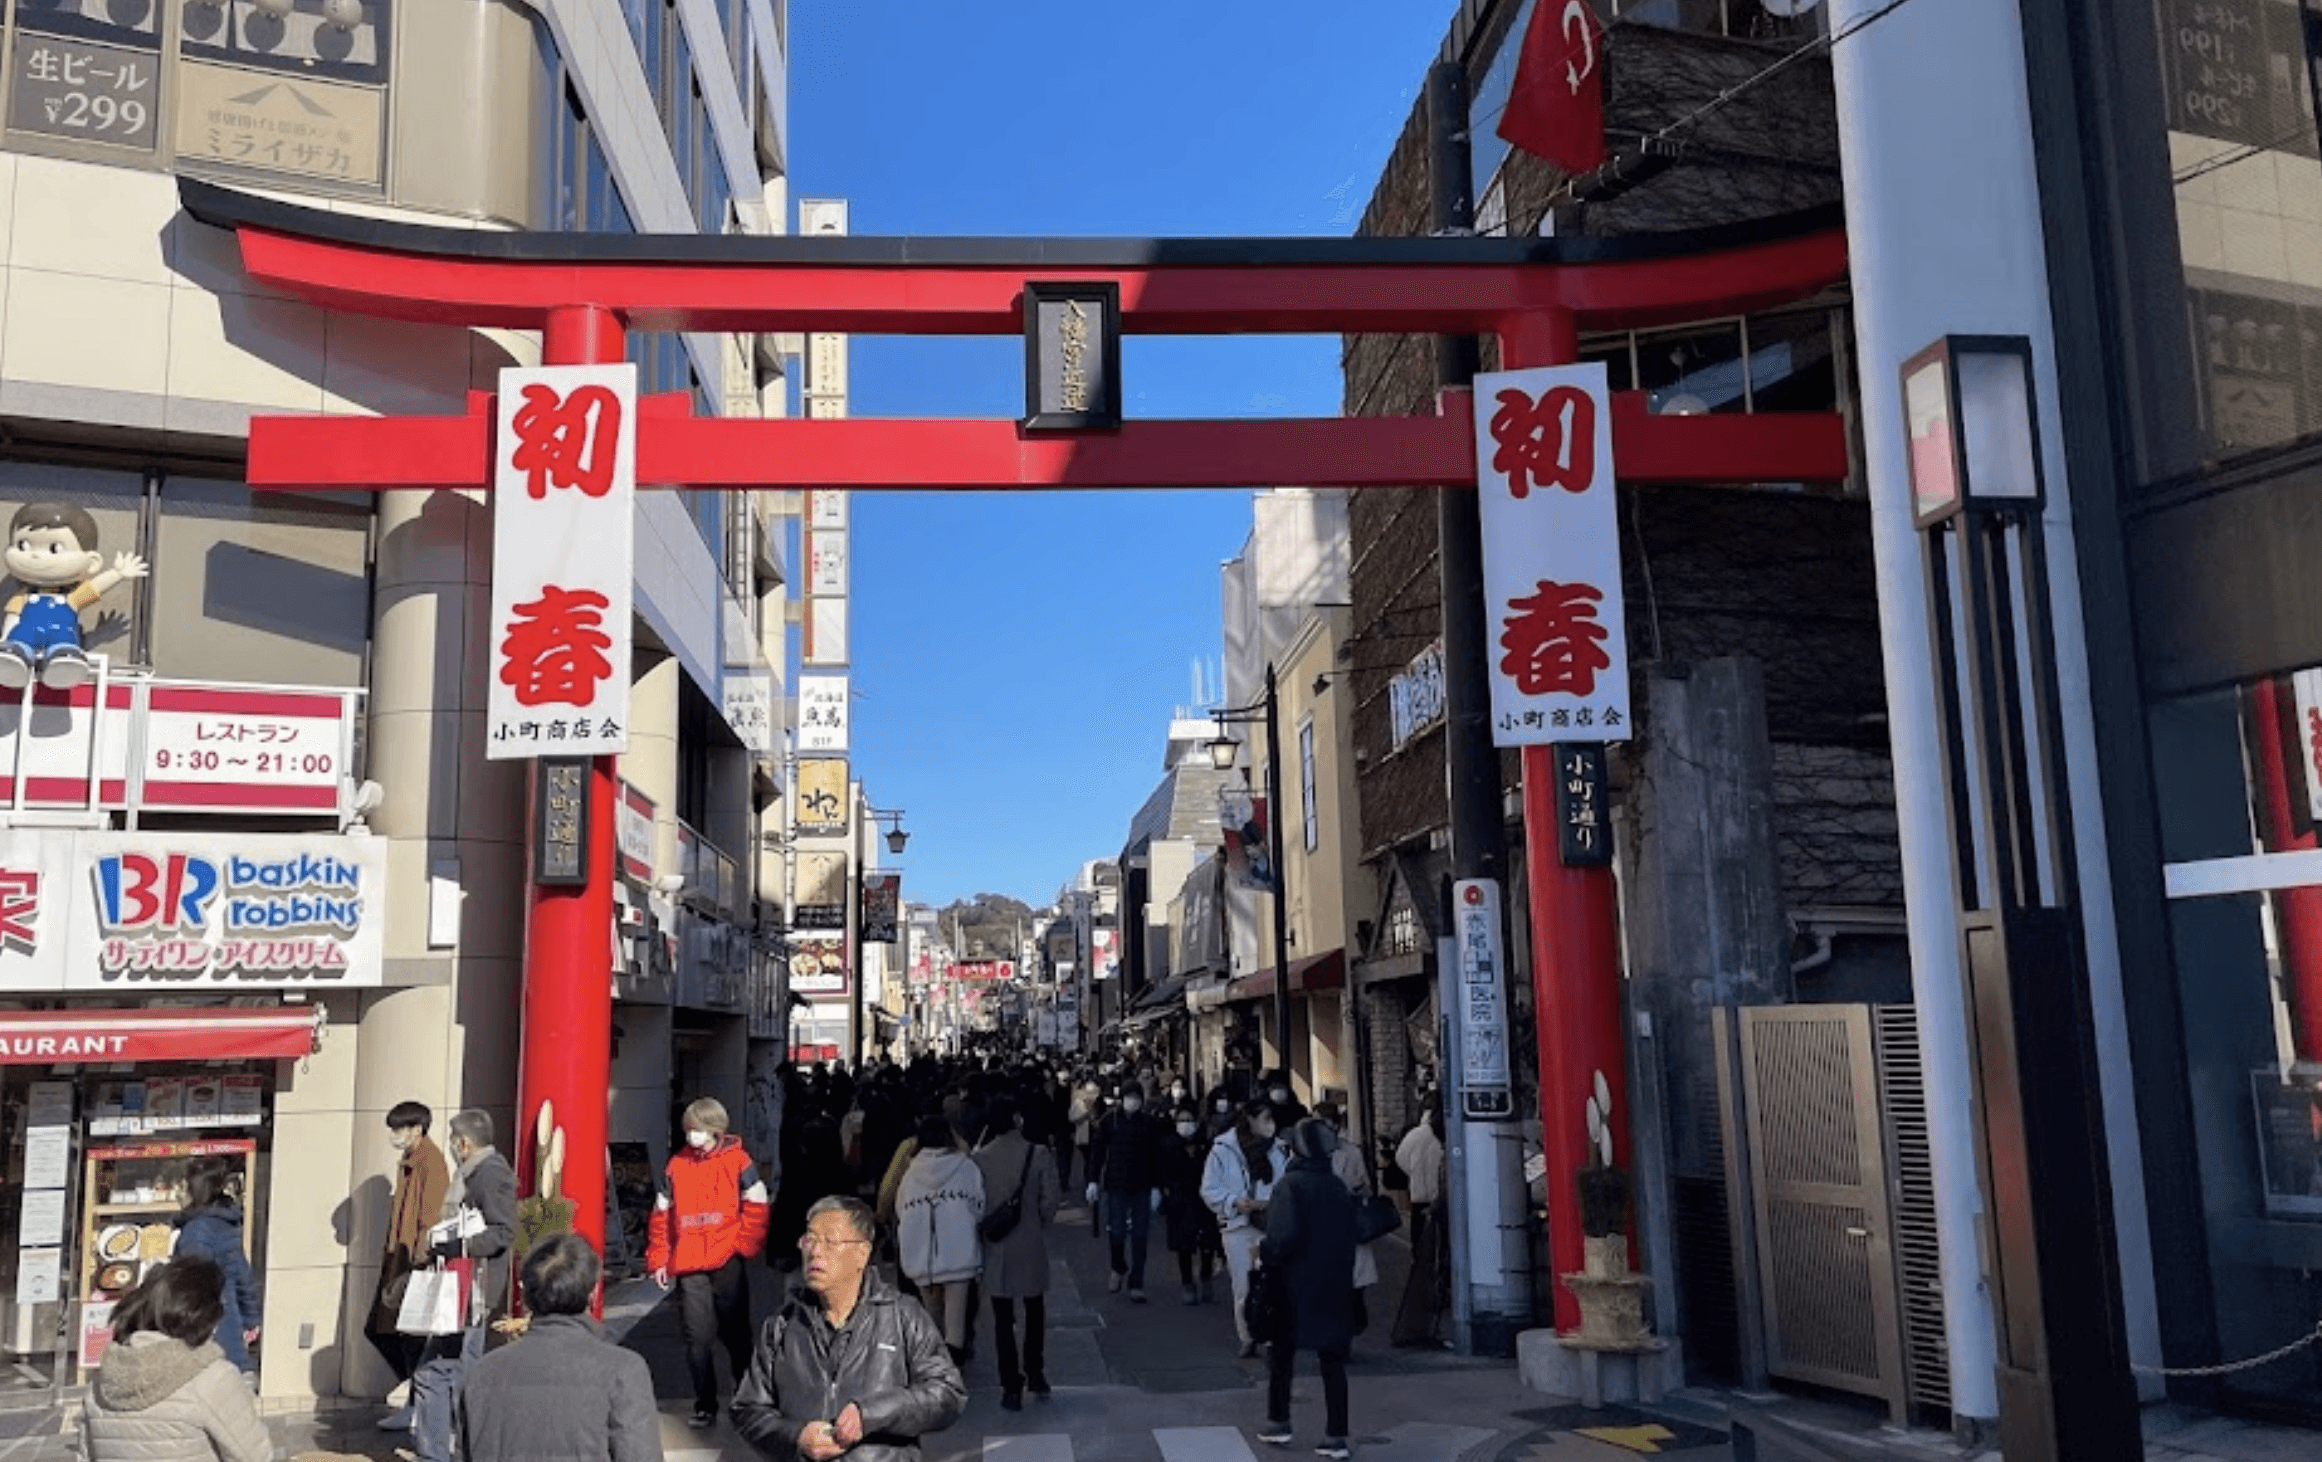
1299 718 1319 852
0 459 372 688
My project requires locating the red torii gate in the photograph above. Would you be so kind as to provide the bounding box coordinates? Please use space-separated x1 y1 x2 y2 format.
181 178 1848 1332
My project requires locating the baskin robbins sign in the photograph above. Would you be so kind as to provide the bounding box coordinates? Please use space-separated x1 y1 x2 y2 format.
0 832 386 992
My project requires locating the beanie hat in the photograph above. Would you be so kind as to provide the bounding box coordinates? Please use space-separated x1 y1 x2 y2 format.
1291 1117 1337 1162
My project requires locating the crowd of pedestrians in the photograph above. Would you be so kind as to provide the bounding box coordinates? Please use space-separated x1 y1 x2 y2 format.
76 1057 1450 1462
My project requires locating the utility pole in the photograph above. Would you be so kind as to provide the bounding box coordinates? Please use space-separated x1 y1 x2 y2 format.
1426 59 1531 1355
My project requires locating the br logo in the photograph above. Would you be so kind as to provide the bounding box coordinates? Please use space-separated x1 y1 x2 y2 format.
95 853 220 931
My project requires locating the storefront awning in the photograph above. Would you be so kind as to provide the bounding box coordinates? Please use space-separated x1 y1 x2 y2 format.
1223 949 1346 1005
0 1005 324 1065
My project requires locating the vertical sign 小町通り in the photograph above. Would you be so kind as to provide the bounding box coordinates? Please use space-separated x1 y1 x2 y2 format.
1474 363 1630 746
1451 879 1515 1121
487 364 636 759
1554 743 1612 867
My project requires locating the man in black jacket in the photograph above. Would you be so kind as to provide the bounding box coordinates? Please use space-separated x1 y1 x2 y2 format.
732 1196 964 1462
1085 1086 1166 1301
1258 1118 1358 1460
458 1235 660 1462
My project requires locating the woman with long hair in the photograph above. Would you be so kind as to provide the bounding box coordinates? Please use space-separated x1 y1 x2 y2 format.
1199 1098 1280 1358
171 1159 262 1374
81 1258 272 1462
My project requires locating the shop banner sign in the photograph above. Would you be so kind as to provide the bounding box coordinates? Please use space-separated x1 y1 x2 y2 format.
798 675 848 753
860 872 901 945
1452 878 1516 1121
488 364 636 760
1475 363 1630 745
616 781 656 883
0 831 386 992
790 933 848 997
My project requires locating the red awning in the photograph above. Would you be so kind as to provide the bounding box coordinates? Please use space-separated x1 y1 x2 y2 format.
0 1006 323 1065
1224 949 1348 1004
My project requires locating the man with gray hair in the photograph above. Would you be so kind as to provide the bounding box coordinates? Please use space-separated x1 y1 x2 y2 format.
411 1109 517 1462
732 1196 964 1462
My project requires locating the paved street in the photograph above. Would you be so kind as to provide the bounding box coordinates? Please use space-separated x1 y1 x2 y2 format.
9 1202 2319 1462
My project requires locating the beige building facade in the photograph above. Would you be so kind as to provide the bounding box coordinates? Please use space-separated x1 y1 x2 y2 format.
0 0 795 1417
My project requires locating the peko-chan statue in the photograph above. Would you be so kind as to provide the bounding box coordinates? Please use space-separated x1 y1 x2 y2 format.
0 502 147 691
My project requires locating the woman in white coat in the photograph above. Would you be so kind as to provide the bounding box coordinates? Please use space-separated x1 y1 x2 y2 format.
896 1112 986 1361
1200 1098 1281 1358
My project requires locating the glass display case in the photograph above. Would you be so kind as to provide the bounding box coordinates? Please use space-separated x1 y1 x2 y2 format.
74 1138 255 1369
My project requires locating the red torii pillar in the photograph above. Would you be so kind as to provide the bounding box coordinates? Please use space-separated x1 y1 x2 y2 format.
181 177 1847 1335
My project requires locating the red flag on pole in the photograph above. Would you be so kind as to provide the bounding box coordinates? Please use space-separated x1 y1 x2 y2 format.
1497 0 1609 177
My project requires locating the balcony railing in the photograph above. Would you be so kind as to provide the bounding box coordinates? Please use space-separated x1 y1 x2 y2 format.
0 661 362 823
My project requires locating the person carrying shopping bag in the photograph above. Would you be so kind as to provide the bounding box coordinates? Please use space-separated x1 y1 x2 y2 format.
1201 1098 1281 1358
970 1096 1058 1411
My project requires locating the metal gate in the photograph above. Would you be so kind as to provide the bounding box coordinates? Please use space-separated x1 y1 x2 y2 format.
1739 1004 1908 1419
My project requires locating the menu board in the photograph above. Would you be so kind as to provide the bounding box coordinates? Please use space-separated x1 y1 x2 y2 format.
2158 0 2320 157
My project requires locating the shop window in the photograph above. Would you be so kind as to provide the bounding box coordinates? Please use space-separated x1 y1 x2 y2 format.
148 477 371 688
2146 675 2322 1414
1610 0 1826 40
1637 321 1748 415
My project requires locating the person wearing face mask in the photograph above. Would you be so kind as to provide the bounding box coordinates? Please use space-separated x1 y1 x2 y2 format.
648 1098 771 1429
1201 1099 1281 1357
1085 1086 1167 1301
366 1100 447 1427
1202 1084 1237 1140
411 1110 517 1462
1158 1104 1222 1305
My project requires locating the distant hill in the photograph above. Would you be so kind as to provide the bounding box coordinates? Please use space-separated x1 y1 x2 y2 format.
937 893 1038 960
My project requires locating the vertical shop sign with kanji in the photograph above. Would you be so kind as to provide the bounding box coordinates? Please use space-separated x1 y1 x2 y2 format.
1452 879 1515 1121
488 364 636 759
1474 362 1630 746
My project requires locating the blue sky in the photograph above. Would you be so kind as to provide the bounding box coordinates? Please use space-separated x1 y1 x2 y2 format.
786 2 1454 909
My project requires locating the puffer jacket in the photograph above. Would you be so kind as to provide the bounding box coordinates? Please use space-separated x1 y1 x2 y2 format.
731 1268 966 1462
80 1332 274 1462
646 1136 770 1277
894 1148 983 1286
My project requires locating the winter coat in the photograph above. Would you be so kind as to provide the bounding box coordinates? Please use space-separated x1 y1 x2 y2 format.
80 1332 273 1462
1327 1142 1380 1289
731 1268 966 1462
1260 1154 1359 1353
1395 1121 1444 1207
370 1136 450 1332
1088 1108 1166 1194
1158 1135 1221 1253
894 1148 983 1286
456 1314 662 1462
1068 1084 1100 1146
172 1205 261 1370
435 1146 518 1327
971 1132 1058 1299
646 1136 770 1277
1199 1133 1277 1234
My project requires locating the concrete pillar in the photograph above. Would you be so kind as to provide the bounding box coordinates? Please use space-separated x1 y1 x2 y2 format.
1619 659 1792 1343
628 651 680 881
1832 0 2163 1412
338 487 526 1400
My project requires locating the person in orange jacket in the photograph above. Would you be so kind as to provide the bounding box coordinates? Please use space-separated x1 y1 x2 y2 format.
647 1097 770 1428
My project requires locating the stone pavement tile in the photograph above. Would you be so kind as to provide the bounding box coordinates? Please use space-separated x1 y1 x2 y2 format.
1349 1419 1499 1461
1154 1424 1260 1462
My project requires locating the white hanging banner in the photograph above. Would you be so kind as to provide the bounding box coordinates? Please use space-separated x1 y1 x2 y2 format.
1474 362 1629 745
487 364 636 760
